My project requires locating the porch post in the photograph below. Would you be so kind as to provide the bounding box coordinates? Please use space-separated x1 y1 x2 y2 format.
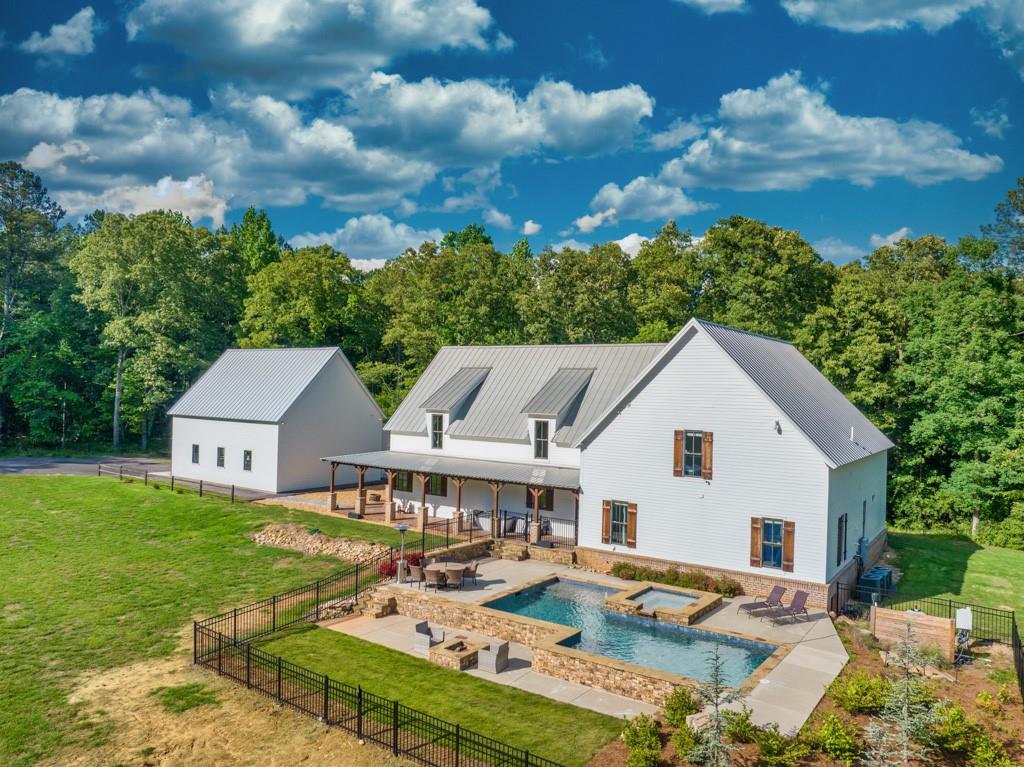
354 466 367 516
384 469 397 524
328 461 338 511
488 481 504 538
528 487 543 544
452 477 465 530
416 473 429 531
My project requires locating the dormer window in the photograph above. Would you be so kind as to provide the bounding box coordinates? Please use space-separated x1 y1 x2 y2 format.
430 413 444 449
534 420 549 459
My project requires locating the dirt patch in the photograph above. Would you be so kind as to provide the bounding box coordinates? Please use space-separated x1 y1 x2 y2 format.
45 653 412 767
252 523 392 562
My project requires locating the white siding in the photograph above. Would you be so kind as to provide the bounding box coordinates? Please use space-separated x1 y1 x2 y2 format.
389 431 580 467
579 330 833 583
826 451 888 580
277 355 385 492
392 477 576 521
170 417 280 493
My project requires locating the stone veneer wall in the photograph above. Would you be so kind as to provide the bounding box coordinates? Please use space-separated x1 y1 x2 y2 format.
531 646 680 704
423 539 492 563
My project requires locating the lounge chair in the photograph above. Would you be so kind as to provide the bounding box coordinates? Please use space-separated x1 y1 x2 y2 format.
414 621 445 653
407 563 425 589
464 560 479 585
445 567 465 591
763 590 810 624
738 585 786 617
477 640 509 673
424 568 446 591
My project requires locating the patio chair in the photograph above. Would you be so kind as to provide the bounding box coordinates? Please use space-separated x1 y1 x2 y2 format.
477 640 509 673
414 621 445 653
464 560 479 585
763 590 810 624
445 567 465 591
738 585 786 617
407 563 425 589
424 568 446 592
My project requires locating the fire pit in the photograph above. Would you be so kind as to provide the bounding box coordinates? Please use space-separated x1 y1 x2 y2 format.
428 636 487 671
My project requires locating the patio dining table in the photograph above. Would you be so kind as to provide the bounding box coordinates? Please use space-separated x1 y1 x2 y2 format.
423 561 467 589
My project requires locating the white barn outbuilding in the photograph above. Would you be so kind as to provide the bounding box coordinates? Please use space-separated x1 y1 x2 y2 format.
167 347 384 494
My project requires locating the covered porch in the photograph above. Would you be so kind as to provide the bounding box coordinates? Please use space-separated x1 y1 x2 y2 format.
321 450 580 545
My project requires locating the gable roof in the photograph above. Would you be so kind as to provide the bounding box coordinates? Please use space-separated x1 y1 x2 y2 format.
420 367 490 412
522 368 594 417
386 344 664 446
168 347 381 423
577 318 893 467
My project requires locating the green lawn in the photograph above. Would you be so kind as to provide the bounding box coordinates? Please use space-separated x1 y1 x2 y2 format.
888 530 1024 615
258 625 622 767
0 475 409 766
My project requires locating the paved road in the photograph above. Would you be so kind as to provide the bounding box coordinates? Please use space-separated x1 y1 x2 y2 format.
0 455 169 476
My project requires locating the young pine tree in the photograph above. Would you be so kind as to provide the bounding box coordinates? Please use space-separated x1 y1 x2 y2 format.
687 645 742 767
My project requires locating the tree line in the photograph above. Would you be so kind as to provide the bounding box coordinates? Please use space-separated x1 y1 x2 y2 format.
1 160 1022 546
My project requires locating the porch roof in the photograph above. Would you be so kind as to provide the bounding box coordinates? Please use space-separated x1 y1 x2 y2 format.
322 450 580 491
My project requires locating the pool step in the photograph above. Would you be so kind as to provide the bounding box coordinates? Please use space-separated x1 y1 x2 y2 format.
492 540 530 561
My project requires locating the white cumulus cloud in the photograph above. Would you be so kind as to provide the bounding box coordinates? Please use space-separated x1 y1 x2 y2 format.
522 219 541 235
648 118 703 151
23 140 95 172
59 175 228 226
591 176 712 221
290 214 442 264
971 104 1012 138
614 233 651 257
674 0 748 13
20 6 102 57
812 236 866 262
869 227 914 248
575 208 617 234
661 70 1002 190
483 208 514 229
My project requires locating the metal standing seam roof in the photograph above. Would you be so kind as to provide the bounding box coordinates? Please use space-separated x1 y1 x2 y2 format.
420 367 490 412
322 450 581 490
521 368 594 416
167 347 346 423
386 344 665 445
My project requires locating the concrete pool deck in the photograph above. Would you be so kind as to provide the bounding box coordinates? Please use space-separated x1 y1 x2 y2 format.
326 558 846 731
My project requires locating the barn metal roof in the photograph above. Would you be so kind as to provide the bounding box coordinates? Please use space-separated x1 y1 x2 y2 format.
322 450 581 490
167 347 347 423
522 368 594 417
577 318 893 467
386 344 664 445
420 367 490 412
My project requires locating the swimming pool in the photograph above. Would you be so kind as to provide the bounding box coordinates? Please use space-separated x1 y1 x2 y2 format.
486 579 775 686
631 587 698 612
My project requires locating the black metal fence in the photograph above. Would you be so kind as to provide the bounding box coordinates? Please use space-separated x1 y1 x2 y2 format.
194 554 567 767
493 512 577 550
97 463 268 502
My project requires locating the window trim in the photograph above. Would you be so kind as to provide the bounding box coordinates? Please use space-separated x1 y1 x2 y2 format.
761 518 784 570
243 450 252 472
430 413 444 450
683 430 703 477
191 444 200 464
533 419 550 460
609 500 629 546
216 446 225 468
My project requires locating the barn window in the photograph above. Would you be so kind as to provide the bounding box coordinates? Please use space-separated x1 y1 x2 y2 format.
243 450 252 471
610 501 629 546
683 431 703 477
216 447 225 467
430 414 444 449
534 420 549 459
761 519 784 569
191 444 199 464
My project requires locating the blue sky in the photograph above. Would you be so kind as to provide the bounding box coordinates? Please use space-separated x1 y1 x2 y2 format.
1 0 1021 268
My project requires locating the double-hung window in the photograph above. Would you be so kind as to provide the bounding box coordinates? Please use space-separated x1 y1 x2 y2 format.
191 444 200 464
396 471 413 492
683 431 703 477
430 414 444 449
216 447 225 467
534 420 549 459
836 513 848 568
243 450 252 472
761 518 784 569
610 501 629 546
427 474 447 497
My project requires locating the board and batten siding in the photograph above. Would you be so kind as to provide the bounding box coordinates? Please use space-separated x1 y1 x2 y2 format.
276 355 385 492
825 451 887 582
170 417 280 493
389 429 581 468
579 329 833 584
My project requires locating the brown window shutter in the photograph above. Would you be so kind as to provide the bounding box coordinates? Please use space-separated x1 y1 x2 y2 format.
626 503 637 548
702 431 714 480
749 517 762 567
601 500 611 544
782 520 796 573
673 430 683 476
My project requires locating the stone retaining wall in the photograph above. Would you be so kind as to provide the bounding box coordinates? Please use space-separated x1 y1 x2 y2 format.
424 539 492 563
531 645 681 704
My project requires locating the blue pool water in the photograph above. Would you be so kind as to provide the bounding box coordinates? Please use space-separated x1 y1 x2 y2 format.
486 579 775 686
632 587 698 612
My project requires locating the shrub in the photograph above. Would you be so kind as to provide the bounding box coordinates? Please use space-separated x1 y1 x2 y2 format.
611 562 638 580
975 690 1003 718
828 670 889 714
622 714 661 767
378 550 423 577
754 725 809 767
722 705 758 743
607 563 743 596
804 713 859 766
663 687 701 727
669 723 701 762
932 703 983 753
996 683 1016 706
968 734 1014 767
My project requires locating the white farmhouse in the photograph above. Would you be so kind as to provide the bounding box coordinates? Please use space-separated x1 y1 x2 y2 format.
326 319 892 608
168 347 384 494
